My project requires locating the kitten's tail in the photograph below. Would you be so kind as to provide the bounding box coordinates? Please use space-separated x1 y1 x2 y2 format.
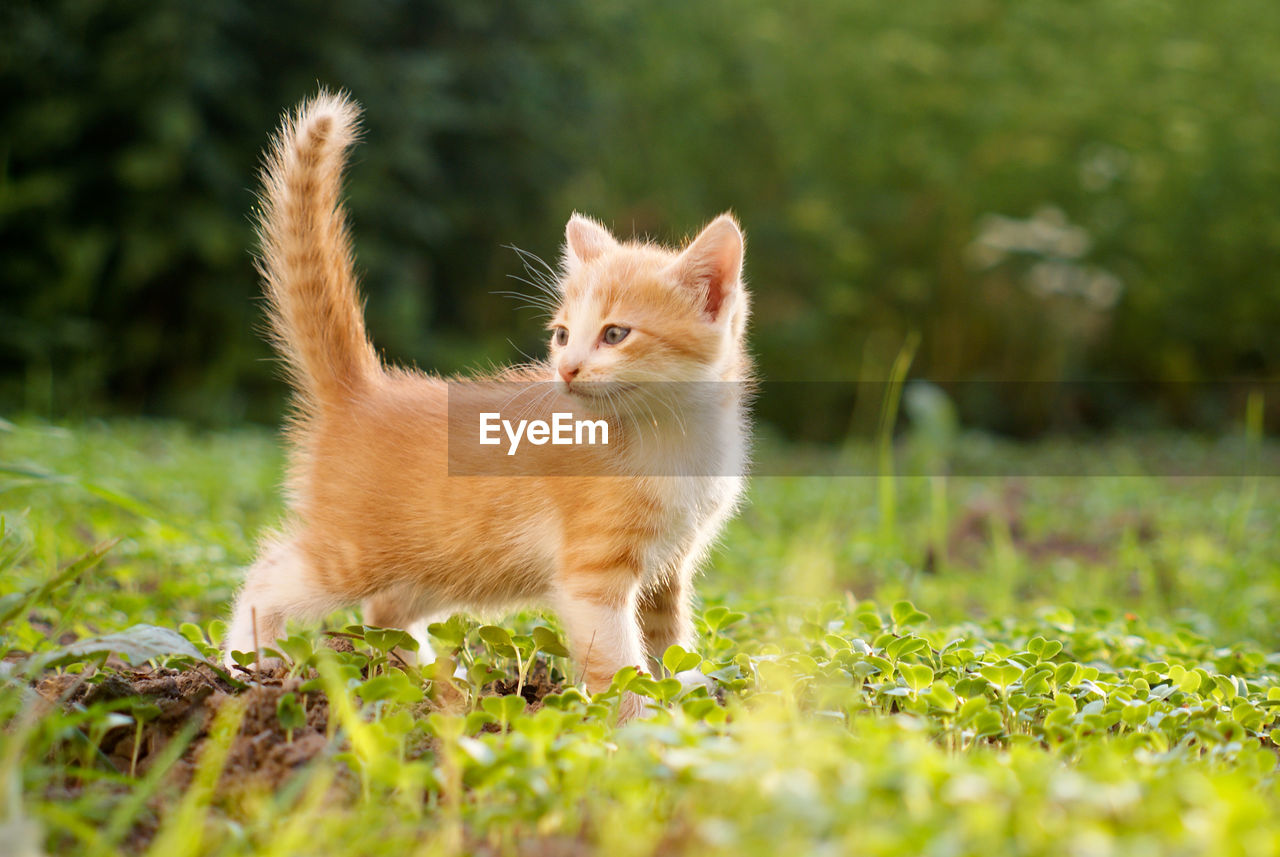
255 90 379 409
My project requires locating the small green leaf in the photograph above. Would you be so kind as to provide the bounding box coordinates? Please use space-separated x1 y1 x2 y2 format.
179 623 207 647
543 688 590 710
864 655 894 678
464 710 497 733
886 635 928 662
980 663 1024 692
958 695 990 724
478 625 517 657
1043 706 1074 731
662 645 703 676
607 666 640 694
654 677 683 702
1022 667 1052 696
428 616 469 649
511 634 536 658
703 607 747 633
532 626 570 657
628 675 663 699
1121 701 1150 727
482 694 527 724
276 692 306 733
925 681 958 712
1212 674 1237 702
1054 662 1082 687
278 634 315 665
358 672 424 704
47 624 204 666
890 600 930 629
681 697 720 719
856 612 884 632
824 634 853 652
901 664 934 692
128 700 162 723
366 628 417 654
1231 700 1263 730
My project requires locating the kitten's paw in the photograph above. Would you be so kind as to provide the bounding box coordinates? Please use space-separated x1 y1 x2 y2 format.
674 668 713 693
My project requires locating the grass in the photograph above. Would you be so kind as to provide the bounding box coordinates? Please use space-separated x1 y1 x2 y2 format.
2 418 1280 856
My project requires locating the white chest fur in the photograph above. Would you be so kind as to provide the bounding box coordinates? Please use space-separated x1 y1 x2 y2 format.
629 396 748 579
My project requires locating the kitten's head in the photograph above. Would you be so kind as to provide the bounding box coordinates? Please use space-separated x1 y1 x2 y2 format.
548 213 750 411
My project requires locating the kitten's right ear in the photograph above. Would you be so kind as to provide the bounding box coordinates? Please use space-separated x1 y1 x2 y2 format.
563 214 618 272
670 213 744 322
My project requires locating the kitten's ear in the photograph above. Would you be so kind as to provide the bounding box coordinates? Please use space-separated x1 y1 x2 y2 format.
563 213 618 271
671 213 744 322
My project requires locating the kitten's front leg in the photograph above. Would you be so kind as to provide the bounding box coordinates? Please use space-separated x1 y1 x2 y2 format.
554 568 648 723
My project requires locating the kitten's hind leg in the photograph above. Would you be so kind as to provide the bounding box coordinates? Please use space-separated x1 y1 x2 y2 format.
638 569 711 693
638 570 694 667
224 535 343 671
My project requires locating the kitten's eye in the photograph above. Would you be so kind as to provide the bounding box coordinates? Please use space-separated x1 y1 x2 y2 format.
552 327 569 347
602 325 631 346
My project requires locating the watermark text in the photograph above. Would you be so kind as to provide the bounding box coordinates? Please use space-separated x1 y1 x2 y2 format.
479 412 610 455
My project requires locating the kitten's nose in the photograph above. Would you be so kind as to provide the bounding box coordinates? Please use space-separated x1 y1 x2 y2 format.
559 363 580 386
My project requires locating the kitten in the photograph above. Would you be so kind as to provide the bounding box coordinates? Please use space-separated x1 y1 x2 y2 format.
223 91 751 721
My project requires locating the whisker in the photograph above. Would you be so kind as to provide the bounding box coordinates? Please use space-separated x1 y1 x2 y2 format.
503 273 560 299
506 338 546 366
653 386 689 438
507 381 559 424
505 244 560 281
494 282 559 311
503 245 563 297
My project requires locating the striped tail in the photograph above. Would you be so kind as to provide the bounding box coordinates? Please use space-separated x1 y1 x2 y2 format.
255 90 379 409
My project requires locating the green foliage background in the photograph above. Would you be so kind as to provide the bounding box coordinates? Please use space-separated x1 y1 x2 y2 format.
3 0 1279 432
4 422 1280 855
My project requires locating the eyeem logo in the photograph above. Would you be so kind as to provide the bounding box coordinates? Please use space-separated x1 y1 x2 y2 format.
479 412 610 456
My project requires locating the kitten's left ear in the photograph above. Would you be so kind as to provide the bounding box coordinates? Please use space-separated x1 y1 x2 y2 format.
564 213 618 271
671 213 744 322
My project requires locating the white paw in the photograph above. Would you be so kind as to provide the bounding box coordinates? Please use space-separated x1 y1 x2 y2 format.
674 668 713 693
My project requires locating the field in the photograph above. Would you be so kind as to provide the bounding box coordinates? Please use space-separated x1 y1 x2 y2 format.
3 419 1280 856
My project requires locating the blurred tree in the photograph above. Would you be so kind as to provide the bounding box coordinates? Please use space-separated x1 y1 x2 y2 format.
2 0 1277 434
562 0 1280 435
0 0 588 422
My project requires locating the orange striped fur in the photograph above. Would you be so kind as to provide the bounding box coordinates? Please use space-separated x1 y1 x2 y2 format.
224 92 752 722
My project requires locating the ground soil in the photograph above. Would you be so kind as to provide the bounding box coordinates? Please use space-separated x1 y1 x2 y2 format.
36 660 331 791
30 637 565 791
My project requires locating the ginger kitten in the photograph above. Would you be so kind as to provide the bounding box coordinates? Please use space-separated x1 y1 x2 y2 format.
223 91 751 721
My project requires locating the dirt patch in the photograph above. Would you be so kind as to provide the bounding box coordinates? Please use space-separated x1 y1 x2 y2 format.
20 631 577 854
925 480 1157 571
36 661 332 789
28 637 559 789
486 658 564 710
